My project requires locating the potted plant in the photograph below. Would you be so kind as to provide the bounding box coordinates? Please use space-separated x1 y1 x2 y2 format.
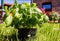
3 0 49 40
48 11 58 23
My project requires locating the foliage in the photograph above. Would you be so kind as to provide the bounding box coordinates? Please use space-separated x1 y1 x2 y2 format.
3 0 49 28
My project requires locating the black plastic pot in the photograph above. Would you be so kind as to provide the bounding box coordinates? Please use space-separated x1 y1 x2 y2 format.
18 28 37 41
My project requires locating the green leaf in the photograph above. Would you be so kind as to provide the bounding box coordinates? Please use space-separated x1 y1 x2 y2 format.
5 14 13 26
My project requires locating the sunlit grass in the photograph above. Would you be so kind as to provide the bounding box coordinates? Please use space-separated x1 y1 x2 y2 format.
27 23 60 41
0 23 60 41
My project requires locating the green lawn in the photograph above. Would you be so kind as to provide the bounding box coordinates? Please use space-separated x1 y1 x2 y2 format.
0 23 60 41
27 23 60 41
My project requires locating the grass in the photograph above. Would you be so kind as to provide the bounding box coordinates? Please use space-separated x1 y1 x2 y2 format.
27 23 60 41
0 23 60 41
